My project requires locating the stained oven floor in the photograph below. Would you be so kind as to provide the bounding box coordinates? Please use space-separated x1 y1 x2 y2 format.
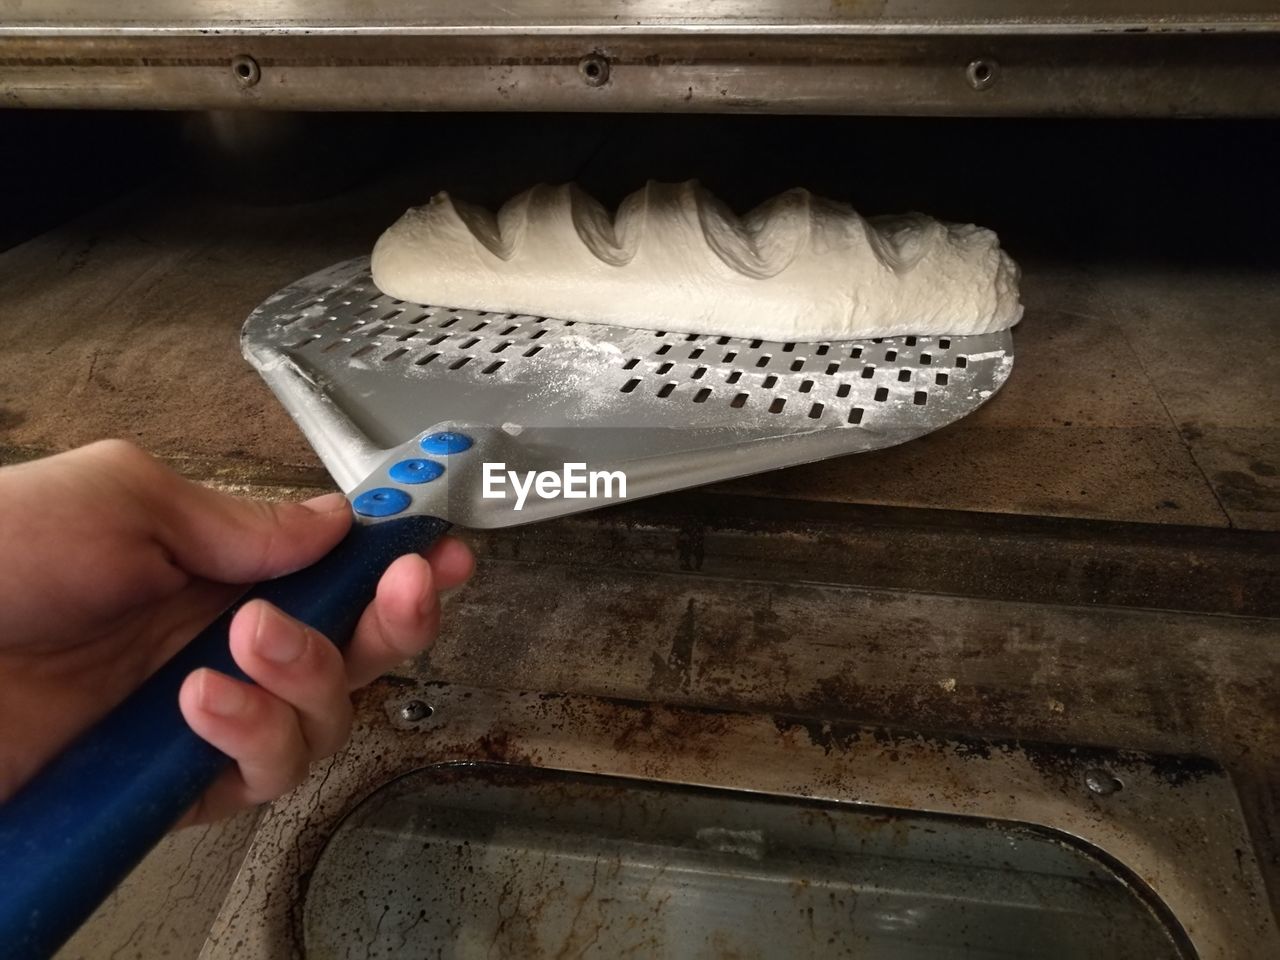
0 156 1275 958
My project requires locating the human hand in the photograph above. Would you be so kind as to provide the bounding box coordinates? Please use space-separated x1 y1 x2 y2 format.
0 440 473 825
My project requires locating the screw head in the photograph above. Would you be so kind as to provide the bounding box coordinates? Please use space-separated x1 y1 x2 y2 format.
966 58 998 91
231 54 261 88
578 54 611 88
399 700 433 722
1084 767 1123 796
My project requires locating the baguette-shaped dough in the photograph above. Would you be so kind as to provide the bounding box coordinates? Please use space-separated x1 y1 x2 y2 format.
372 180 1022 341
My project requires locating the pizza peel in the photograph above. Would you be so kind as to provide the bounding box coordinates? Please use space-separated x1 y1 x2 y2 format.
0 257 1014 957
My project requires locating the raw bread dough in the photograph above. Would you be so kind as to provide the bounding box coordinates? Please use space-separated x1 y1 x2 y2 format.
371 180 1023 341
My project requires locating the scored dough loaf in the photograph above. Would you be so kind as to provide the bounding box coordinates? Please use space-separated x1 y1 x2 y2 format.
371 180 1023 342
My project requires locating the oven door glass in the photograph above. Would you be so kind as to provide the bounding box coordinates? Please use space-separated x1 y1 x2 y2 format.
303 763 1191 959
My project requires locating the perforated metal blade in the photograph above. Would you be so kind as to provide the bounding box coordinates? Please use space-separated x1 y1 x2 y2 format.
242 258 1014 527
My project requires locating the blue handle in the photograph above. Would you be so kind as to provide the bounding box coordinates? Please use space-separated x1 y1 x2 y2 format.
0 513 449 960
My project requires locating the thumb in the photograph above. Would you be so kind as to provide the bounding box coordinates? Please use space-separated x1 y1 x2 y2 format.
152 478 352 584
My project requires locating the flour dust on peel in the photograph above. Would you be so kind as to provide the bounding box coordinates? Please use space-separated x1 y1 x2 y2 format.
371 180 1024 342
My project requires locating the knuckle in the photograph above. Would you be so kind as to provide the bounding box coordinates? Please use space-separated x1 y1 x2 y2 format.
242 501 285 577
89 437 142 459
86 438 152 473
84 438 184 508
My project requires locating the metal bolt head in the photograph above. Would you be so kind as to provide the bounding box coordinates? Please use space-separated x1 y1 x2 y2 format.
231 54 261 88
399 699 433 723
1084 767 1123 797
578 55 611 87
966 58 998 91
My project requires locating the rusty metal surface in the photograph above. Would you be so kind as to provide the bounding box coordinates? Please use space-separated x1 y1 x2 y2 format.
468 493 1280 618
2 31 1279 116
425 553 1280 769
418 547 1280 923
199 683 1277 959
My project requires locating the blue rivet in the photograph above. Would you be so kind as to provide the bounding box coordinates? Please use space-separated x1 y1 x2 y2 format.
352 487 411 518
389 458 444 484
420 431 473 455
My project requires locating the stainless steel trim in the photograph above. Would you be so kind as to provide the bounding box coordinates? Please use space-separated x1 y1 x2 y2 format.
2 1 1279 36
2 4 1278 115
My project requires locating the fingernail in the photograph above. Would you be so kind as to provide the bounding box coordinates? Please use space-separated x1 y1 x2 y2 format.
198 671 247 717
254 605 308 664
301 491 351 515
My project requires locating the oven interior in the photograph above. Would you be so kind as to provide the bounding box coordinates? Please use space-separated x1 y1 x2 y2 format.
1 103 1277 959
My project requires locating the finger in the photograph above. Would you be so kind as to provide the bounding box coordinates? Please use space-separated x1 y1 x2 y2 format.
344 553 439 690
227 600 354 758
158 486 352 584
178 667 311 810
84 441 353 583
425 536 476 592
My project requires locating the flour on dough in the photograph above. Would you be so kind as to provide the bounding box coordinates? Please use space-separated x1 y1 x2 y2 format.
371 181 1023 341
